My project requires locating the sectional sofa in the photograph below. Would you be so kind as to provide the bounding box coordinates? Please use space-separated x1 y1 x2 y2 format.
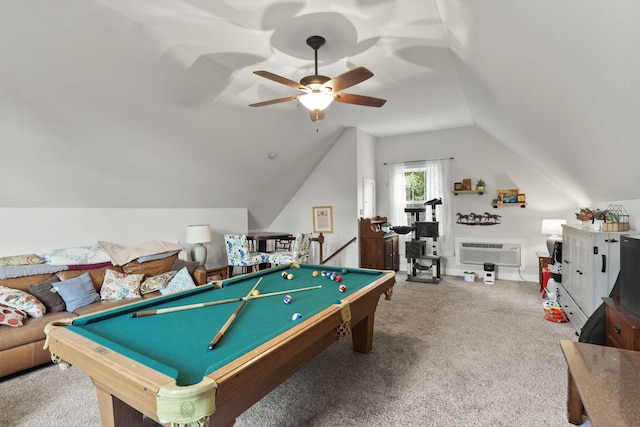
0 243 207 378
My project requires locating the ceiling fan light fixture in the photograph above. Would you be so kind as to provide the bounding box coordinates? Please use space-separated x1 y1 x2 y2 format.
299 92 334 111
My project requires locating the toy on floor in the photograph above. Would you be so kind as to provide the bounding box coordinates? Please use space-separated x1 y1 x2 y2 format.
543 300 568 323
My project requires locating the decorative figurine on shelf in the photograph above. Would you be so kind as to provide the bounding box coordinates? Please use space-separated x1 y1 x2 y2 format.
476 179 485 193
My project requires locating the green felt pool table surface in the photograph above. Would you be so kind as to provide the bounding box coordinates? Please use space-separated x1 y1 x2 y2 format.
46 263 395 426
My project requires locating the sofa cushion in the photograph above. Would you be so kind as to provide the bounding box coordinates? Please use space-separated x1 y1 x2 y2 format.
53 273 100 313
170 258 199 275
160 267 196 295
0 304 27 327
100 270 143 301
122 254 178 277
0 286 46 317
29 277 66 312
56 265 123 292
140 271 176 294
39 245 111 266
0 254 44 266
0 311 74 349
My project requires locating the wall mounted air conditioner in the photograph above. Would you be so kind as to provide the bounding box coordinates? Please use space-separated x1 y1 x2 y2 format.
459 241 521 267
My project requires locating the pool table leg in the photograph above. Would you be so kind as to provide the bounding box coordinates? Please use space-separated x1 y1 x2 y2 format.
95 384 144 427
351 312 375 353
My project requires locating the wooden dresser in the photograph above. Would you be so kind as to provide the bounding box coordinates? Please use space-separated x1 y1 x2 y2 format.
359 217 399 271
603 297 640 351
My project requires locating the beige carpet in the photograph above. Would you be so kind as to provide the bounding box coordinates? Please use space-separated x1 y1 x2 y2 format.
0 273 578 426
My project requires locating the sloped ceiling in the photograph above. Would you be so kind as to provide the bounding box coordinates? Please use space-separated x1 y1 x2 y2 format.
3 1 636 229
437 0 640 204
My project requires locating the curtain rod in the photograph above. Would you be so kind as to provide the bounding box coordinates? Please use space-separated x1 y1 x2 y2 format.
383 156 454 165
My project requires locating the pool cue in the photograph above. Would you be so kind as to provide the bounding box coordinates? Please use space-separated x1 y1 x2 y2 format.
130 296 243 318
208 277 262 350
131 284 322 318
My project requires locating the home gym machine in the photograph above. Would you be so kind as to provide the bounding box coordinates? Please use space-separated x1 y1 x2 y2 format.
403 198 442 284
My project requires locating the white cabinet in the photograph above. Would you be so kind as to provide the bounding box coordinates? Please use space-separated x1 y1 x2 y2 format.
557 225 626 334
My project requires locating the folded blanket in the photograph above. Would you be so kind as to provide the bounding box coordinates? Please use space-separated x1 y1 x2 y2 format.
98 241 185 266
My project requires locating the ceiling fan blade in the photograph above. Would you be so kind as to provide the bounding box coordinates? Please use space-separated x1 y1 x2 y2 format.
249 96 298 107
310 109 325 122
334 93 387 107
323 67 373 92
253 71 303 90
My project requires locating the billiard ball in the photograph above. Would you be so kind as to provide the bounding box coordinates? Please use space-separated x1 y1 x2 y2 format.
281 271 288 279
341 268 348 275
312 270 319 277
251 289 260 296
321 270 327 277
338 284 347 293
287 273 294 280
330 274 336 281
292 313 302 321
283 295 292 304
336 275 342 282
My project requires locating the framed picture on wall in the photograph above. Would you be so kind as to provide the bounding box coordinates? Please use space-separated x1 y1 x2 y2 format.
312 206 333 233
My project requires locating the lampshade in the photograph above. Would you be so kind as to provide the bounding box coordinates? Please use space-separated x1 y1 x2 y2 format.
541 219 567 255
186 225 211 244
299 92 334 111
540 219 567 236
186 225 211 267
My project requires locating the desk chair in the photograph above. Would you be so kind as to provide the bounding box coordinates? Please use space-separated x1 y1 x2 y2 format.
224 234 268 275
266 232 312 265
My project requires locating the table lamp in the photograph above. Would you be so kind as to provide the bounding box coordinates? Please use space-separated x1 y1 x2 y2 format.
186 225 212 267
541 219 567 255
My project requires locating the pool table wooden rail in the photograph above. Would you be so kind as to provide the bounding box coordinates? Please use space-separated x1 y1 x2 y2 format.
45 267 395 427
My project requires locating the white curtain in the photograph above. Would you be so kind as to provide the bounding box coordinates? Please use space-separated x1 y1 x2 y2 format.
387 163 407 227
423 159 454 256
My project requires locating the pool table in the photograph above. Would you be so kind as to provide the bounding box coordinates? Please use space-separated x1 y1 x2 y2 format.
45 263 395 427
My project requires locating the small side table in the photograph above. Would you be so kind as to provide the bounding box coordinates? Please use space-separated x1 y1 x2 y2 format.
193 265 232 286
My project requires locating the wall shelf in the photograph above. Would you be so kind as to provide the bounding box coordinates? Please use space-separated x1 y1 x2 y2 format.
492 199 527 208
453 190 484 195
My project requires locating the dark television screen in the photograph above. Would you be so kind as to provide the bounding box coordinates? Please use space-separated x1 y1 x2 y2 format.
619 234 640 317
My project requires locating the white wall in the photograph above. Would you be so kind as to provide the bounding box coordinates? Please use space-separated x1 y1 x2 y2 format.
270 128 360 268
375 125 577 281
0 208 247 267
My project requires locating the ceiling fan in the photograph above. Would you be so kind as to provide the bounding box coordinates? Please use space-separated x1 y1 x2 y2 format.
249 35 386 122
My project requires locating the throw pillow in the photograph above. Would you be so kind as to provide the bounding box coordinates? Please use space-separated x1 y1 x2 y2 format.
0 285 46 317
160 267 196 295
170 259 199 275
29 277 66 312
53 273 100 313
0 254 44 267
140 271 176 295
0 304 27 327
100 270 144 301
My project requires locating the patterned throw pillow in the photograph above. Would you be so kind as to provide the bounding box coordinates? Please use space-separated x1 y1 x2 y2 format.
160 267 196 295
100 270 144 300
140 271 176 295
0 254 44 267
0 285 46 317
0 304 27 327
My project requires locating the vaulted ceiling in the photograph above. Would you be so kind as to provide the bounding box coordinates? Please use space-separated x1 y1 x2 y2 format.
2 1 639 229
